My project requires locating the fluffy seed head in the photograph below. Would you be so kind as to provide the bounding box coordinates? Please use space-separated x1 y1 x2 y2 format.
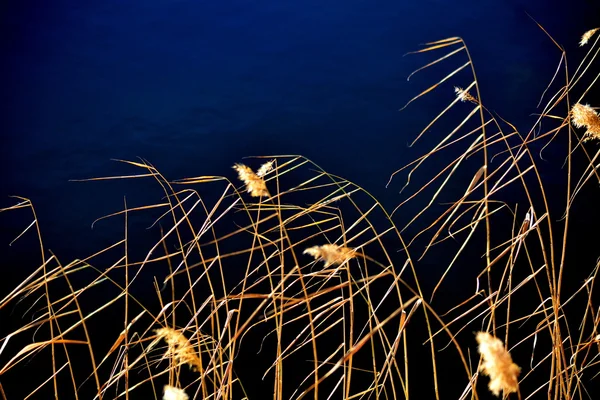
454 86 477 104
233 163 270 197
303 244 356 267
155 327 202 371
476 332 520 397
163 385 188 400
580 28 599 46
256 160 275 177
571 103 600 142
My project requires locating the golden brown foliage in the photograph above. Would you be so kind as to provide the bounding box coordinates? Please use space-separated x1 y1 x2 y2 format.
476 332 520 396
579 28 599 46
233 163 270 197
303 244 356 267
163 385 189 400
454 86 478 104
154 328 202 371
571 103 600 142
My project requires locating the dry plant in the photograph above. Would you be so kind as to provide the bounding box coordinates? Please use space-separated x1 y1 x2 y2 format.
0 157 429 400
580 28 599 47
163 385 189 400
303 244 357 267
233 163 271 197
0 23 599 400
386 23 600 400
571 103 600 142
476 332 520 396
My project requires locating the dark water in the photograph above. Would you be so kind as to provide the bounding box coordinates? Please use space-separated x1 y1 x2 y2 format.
1 0 599 398
2 0 598 256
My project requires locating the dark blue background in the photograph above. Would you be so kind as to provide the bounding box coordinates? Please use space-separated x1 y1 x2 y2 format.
2 0 598 260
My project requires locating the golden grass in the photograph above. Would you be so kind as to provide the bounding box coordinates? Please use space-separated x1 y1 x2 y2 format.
1 24 599 400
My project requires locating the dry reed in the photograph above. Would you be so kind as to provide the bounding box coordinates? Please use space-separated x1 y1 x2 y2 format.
476 332 520 396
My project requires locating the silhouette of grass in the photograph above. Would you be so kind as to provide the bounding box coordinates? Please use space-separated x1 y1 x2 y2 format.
1 25 599 400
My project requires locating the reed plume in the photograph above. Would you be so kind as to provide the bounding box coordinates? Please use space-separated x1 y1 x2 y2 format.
580 28 599 46
303 244 356 267
154 328 202 372
163 385 189 400
571 103 600 142
454 86 478 104
476 332 520 397
233 163 270 197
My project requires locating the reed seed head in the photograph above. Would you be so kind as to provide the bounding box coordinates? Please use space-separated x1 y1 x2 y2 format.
580 28 599 46
476 332 520 397
163 385 189 400
233 163 270 197
454 86 478 104
303 244 356 267
571 103 600 142
155 327 202 372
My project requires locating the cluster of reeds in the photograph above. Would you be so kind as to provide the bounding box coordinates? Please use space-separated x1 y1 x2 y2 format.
0 25 599 400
